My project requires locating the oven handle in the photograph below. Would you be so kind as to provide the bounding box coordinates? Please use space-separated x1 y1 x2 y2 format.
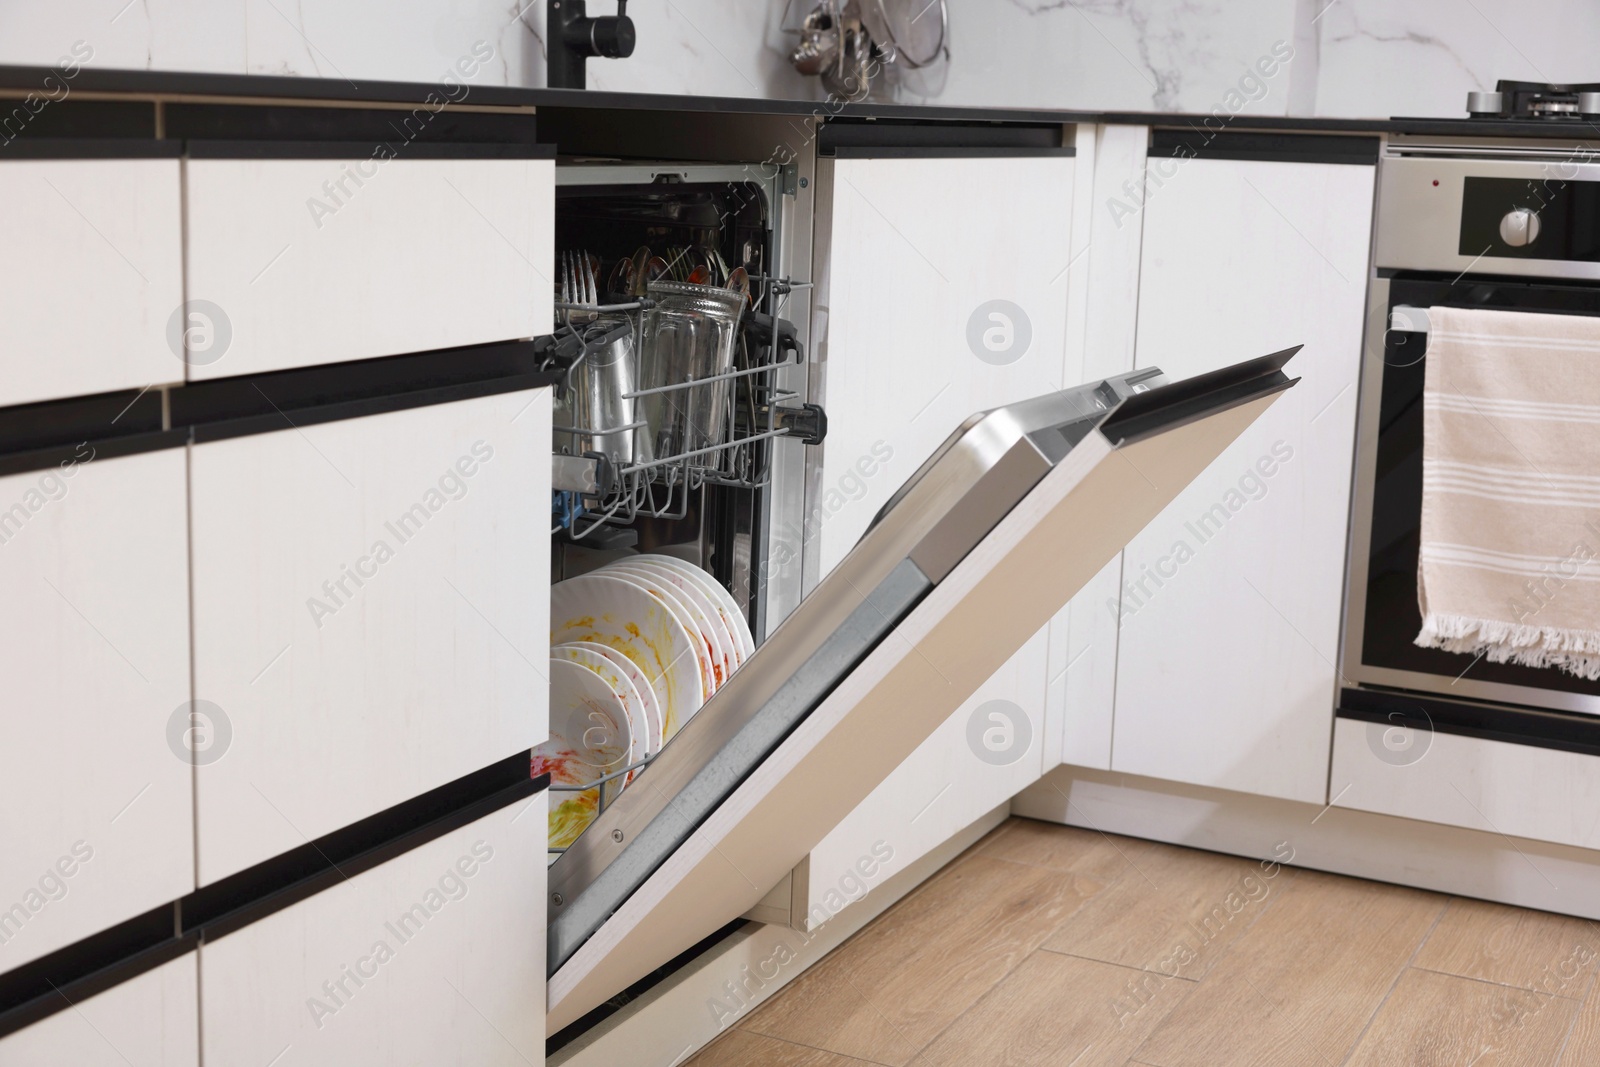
1389 304 1432 334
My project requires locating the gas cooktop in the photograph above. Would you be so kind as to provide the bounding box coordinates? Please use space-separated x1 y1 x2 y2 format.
1466 80 1600 121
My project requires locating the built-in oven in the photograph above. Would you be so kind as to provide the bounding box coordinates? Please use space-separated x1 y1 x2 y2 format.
1344 136 1600 740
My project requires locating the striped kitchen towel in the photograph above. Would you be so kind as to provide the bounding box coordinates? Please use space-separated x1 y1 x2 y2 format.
1417 306 1600 679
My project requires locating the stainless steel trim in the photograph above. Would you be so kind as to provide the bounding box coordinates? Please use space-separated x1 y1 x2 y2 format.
1387 134 1600 160
1375 154 1600 280
554 162 783 187
908 436 1060 582
1340 275 1392 692
1348 663 1600 717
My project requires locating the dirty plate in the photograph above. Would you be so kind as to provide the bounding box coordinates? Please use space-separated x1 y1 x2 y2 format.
551 573 707 741
532 657 634 849
604 561 734 693
559 639 664 753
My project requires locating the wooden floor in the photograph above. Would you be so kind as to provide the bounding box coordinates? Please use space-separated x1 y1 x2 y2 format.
683 817 1600 1067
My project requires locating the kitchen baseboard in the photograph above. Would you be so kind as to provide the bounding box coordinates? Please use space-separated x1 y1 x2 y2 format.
1014 766 1600 921
549 803 1009 1067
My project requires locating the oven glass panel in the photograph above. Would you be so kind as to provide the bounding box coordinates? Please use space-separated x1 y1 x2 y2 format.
1460 176 1600 261
1361 275 1600 698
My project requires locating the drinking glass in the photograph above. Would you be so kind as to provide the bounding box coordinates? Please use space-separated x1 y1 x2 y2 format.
638 280 745 465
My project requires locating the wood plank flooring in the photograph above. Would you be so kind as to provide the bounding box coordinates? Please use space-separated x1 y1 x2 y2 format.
684 818 1600 1067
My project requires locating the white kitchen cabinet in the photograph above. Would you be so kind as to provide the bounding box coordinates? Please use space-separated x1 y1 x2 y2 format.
0 448 193 970
0 953 197 1067
1110 154 1374 803
806 150 1076 879
183 153 553 380
0 156 183 407
1329 719 1600 851
813 152 1078 575
200 794 544 1066
1053 124 1151 773
796 629 1047 923
189 388 550 885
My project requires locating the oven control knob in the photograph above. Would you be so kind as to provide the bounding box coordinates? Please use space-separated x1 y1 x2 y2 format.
1499 207 1541 247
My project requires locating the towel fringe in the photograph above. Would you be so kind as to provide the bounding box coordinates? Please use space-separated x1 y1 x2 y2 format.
1417 612 1600 681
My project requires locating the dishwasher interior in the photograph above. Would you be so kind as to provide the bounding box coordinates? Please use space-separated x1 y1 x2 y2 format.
543 163 812 638
537 158 819 856
536 157 819 1036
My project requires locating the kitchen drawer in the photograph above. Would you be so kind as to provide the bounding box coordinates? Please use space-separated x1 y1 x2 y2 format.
182 149 553 380
189 387 551 885
1329 716 1600 851
0 447 193 970
199 793 545 1065
0 154 183 408
0 953 197 1067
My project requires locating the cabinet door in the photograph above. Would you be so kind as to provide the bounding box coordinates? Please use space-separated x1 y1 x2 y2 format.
183 153 553 380
1054 124 1151 772
200 795 544 1066
0 448 193 969
813 152 1078 576
0 156 183 408
802 151 1076 869
1111 156 1373 803
189 389 550 885
0 953 197 1067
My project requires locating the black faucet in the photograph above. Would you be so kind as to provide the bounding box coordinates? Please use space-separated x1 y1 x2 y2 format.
546 0 636 89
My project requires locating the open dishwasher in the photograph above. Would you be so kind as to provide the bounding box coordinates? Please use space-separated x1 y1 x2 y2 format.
539 298 1301 1037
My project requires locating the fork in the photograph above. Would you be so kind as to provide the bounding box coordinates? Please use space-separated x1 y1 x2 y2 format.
560 250 600 307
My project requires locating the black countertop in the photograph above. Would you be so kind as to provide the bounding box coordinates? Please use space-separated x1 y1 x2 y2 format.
8 63 1600 141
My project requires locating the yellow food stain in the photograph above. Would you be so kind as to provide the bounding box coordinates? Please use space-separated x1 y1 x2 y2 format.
548 793 598 848
554 600 686 744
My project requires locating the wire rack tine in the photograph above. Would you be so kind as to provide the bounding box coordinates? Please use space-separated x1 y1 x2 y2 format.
552 262 800 542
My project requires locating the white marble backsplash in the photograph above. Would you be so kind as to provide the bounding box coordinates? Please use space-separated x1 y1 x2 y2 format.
905 0 1300 115
0 0 1596 119
1308 0 1600 118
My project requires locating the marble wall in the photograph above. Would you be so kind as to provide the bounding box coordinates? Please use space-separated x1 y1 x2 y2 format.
0 0 810 98
1309 0 1600 118
1 0 1597 120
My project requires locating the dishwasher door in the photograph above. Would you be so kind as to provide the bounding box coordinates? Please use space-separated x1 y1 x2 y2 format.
546 348 1300 1032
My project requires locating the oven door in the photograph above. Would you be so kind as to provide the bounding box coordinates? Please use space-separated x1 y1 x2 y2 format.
1344 272 1600 714
545 351 1298 1033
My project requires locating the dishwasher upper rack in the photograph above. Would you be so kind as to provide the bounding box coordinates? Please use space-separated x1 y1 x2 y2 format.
545 293 812 542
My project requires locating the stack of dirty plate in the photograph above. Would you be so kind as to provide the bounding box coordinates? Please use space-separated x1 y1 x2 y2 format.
534 555 754 851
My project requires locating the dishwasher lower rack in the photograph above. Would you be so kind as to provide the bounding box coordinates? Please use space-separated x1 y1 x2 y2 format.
544 294 818 543
545 750 658 860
